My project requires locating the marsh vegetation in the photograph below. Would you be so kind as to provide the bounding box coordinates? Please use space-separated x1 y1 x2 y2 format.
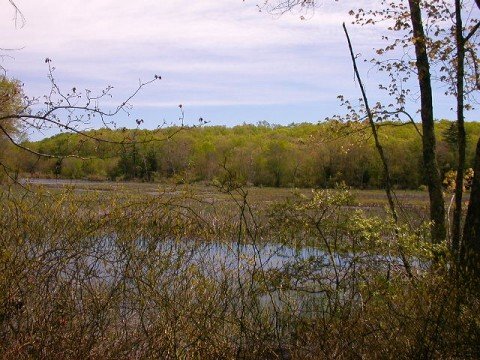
0 182 478 358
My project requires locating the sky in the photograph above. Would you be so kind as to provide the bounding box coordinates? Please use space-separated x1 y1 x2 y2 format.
1 0 479 138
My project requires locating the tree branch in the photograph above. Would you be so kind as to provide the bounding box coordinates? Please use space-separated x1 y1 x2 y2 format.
343 22 413 279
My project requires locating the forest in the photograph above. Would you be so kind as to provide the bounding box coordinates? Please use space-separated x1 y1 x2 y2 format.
7 120 480 189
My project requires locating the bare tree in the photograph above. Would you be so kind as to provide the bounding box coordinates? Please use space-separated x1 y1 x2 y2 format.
343 23 413 277
1 2 205 182
0 58 196 183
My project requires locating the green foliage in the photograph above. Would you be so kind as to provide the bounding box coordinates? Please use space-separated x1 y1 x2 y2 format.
0 76 23 124
17 120 480 189
0 76 24 182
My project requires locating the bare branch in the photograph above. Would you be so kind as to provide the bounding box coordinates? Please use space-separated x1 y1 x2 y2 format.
343 22 412 278
8 0 25 28
464 21 480 43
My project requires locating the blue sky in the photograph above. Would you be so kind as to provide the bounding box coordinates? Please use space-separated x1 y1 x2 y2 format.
1 0 478 138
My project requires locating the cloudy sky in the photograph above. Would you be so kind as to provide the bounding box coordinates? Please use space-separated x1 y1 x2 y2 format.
1 0 478 135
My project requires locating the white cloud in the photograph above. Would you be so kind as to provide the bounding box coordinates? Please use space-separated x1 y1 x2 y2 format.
2 0 363 108
3 0 471 129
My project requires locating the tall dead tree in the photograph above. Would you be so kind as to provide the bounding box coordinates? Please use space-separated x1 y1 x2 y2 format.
343 23 413 277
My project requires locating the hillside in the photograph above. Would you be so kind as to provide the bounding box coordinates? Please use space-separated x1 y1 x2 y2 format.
12 119 480 189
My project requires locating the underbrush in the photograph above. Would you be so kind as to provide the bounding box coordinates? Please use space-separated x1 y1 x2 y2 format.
0 186 478 359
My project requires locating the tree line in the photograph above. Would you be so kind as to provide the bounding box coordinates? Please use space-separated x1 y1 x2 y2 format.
6 119 479 189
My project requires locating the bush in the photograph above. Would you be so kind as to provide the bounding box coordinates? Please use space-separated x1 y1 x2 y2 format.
0 185 478 358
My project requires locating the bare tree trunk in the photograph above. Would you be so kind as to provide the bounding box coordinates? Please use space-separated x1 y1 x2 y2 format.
408 0 446 244
461 137 480 278
452 0 466 255
342 23 397 224
343 23 412 278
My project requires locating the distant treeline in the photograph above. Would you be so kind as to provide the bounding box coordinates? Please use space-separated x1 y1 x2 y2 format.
9 120 480 189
